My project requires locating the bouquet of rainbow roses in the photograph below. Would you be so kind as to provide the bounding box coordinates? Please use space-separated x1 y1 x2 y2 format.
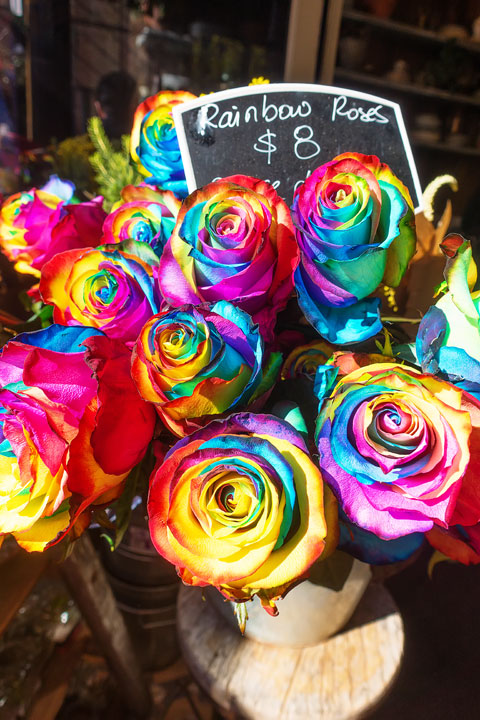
1 89 480 623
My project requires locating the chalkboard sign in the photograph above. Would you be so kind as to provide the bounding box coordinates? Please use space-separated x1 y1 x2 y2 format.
172 83 423 211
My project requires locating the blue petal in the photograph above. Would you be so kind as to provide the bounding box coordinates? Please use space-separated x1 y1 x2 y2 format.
338 511 425 564
313 365 339 407
416 306 447 373
41 174 75 202
296 265 382 344
436 346 480 399
13 325 104 353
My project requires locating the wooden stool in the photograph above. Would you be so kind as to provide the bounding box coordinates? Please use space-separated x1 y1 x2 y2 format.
177 582 404 720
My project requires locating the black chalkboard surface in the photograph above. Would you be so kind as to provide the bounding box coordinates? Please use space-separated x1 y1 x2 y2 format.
172 83 423 210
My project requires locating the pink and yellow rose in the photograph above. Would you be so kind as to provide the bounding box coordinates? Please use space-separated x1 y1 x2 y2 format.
0 176 105 277
0 325 156 551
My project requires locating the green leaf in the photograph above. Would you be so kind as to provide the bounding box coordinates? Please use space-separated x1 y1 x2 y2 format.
433 280 447 298
88 115 113 158
307 550 354 591
19 290 34 314
271 401 308 438
233 602 249 634
249 350 283 404
60 537 76 561
87 116 142 211
374 328 394 356
113 462 142 549
393 342 418 364
92 508 115 530
100 532 115 552
267 376 320 437
427 549 452 578
443 238 478 322
24 303 54 328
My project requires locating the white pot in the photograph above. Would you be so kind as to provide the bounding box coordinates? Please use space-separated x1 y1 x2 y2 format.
207 559 371 648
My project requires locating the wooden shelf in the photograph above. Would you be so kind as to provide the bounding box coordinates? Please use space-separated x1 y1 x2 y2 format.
335 68 480 108
411 140 480 158
342 9 480 54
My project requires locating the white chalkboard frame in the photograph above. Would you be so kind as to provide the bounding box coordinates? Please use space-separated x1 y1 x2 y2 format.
172 82 423 213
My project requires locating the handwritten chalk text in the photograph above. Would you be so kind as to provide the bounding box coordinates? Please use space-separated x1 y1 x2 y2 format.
332 95 389 124
198 95 313 131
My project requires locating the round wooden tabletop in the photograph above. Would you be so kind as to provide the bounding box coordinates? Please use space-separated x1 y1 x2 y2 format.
177 582 404 720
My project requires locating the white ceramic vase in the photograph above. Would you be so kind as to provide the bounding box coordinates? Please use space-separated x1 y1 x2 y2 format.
207 559 371 648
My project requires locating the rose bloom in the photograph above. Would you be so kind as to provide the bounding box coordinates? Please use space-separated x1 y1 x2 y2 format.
293 152 416 344
316 356 480 539
148 413 327 612
117 183 181 206
281 339 334 380
0 325 155 551
102 183 181 257
416 235 480 400
157 175 299 342
130 91 197 198
0 175 105 277
39 240 160 345
132 301 280 436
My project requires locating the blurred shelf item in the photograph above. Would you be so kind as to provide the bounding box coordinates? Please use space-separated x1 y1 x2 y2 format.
335 68 480 108
411 140 480 158
342 8 480 54
317 0 480 216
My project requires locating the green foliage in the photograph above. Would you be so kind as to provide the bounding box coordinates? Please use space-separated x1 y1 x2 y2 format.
113 462 142 550
19 291 54 330
108 446 155 550
427 549 452 578
53 134 97 199
87 116 142 211
233 602 249 634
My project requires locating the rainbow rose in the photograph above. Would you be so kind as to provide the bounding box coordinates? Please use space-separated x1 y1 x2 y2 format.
281 339 334 380
315 357 480 539
148 413 327 611
0 325 156 551
130 91 197 198
132 301 280 437
102 184 181 257
158 176 299 342
39 241 160 345
116 183 181 207
426 523 480 566
0 176 105 277
415 235 480 399
293 153 416 344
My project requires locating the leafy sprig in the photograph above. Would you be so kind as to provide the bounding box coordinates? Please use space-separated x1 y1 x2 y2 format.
87 116 142 211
